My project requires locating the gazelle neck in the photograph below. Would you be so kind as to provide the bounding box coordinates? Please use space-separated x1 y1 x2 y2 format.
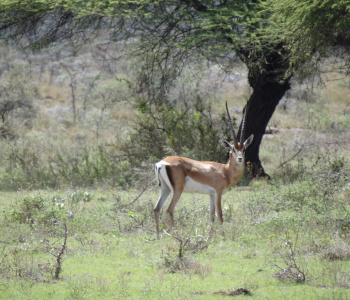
226 152 245 185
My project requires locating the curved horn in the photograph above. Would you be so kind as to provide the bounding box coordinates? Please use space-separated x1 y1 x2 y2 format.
226 102 238 148
240 100 250 145
240 107 247 145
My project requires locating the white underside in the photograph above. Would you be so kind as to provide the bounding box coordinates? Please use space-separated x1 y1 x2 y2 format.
183 176 215 194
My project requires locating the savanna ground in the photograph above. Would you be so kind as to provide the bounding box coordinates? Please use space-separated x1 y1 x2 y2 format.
0 41 350 299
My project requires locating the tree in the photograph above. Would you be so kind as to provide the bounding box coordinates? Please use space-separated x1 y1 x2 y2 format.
272 0 350 76
0 0 294 178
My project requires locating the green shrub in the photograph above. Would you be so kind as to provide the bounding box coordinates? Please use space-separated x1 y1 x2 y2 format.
4 195 66 226
0 141 133 190
123 97 231 164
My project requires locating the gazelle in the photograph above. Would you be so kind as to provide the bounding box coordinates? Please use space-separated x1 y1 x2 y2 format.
153 102 254 237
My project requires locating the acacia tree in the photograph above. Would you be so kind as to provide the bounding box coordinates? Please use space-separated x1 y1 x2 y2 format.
0 0 293 177
272 0 350 76
120 0 292 178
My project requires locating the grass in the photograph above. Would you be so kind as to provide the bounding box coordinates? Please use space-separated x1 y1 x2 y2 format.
0 114 349 299
1 161 349 299
0 41 350 299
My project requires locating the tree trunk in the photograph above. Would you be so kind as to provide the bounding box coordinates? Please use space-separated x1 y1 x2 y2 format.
238 70 291 179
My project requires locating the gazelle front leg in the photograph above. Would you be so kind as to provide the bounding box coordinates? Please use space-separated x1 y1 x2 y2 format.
209 193 216 223
216 192 223 224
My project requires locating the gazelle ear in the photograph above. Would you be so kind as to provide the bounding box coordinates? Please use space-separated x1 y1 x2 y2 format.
243 134 254 149
223 140 233 150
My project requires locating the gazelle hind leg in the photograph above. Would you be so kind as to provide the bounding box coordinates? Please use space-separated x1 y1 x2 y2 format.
154 185 171 237
154 165 173 237
166 187 184 229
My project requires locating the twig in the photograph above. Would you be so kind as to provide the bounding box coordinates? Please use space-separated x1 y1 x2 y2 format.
278 146 303 168
126 178 150 206
163 229 172 237
54 221 68 279
163 229 191 258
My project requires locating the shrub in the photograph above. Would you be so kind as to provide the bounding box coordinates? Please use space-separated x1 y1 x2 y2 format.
122 97 231 164
0 141 133 190
3 195 66 227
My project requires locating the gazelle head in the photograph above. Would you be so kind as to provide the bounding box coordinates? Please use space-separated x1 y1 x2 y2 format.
224 102 254 164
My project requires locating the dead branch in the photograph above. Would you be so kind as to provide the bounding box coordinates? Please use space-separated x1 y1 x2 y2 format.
53 221 68 279
278 146 303 168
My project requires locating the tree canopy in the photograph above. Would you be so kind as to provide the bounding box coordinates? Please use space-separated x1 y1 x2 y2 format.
2 0 345 74
0 0 274 61
272 0 350 75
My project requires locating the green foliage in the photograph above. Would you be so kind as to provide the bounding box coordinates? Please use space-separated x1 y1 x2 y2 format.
0 142 133 190
124 97 231 163
0 0 281 80
4 195 66 227
272 0 350 74
2 0 264 50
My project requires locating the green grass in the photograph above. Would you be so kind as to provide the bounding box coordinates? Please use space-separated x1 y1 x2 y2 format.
0 112 349 300
1 162 349 299
1 230 348 299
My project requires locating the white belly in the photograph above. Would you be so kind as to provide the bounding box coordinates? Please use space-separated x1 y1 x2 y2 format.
183 177 215 195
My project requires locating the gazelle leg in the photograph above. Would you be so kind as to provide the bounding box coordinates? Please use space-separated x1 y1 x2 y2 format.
166 188 183 229
209 194 216 223
154 184 171 237
216 193 223 224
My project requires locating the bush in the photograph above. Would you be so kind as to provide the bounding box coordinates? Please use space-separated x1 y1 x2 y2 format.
3 195 66 227
0 141 133 190
122 97 232 164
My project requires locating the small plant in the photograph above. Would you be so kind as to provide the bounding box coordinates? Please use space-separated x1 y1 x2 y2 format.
164 230 192 259
69 191 92 204
158 208 214 275
52 221 68 279
272 233 309 284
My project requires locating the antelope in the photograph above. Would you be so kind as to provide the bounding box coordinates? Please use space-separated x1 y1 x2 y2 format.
153 102 254 237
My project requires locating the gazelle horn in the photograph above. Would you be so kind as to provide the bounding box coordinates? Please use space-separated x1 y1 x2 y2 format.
226 101 238 148
240 100 250 145
240 107 247 145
